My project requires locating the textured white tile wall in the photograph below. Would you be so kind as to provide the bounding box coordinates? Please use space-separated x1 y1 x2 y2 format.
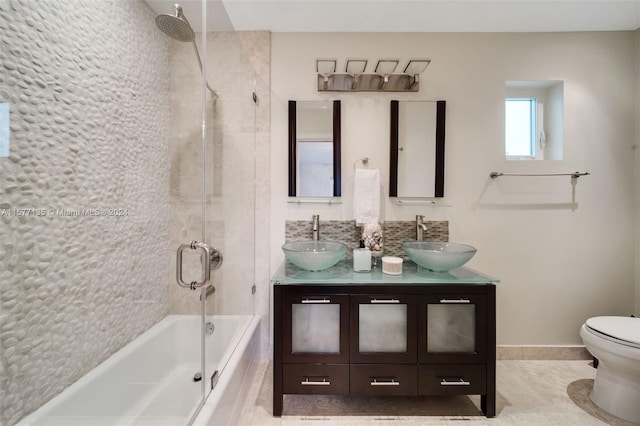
0 1 171 424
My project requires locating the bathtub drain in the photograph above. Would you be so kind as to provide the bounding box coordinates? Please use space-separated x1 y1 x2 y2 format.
193 372 202 382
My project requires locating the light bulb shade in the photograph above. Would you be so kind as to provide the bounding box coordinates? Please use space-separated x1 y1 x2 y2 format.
316 59 337 75
346 59 367 74
403 59 431 75
375 60 399 76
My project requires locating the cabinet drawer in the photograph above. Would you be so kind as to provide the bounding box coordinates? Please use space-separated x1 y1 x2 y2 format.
419 364 486 395
350 364 417 396
283 364 349 395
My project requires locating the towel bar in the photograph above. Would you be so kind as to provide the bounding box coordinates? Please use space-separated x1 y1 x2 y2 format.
490 172 590 179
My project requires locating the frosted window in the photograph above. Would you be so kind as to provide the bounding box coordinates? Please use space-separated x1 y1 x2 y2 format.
427 304 475 353
0 103 9 157
359 304 407 353
292 303 340 353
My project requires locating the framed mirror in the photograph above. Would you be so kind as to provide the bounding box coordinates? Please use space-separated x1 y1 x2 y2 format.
389 100 446 198
288 100 341 197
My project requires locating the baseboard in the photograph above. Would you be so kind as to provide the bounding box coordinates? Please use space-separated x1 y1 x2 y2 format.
497 345 591 360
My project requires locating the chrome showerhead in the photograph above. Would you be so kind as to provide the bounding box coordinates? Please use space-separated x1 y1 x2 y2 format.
155 4 218 98
155 4 195 42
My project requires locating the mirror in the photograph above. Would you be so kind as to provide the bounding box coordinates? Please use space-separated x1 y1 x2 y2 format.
390 100 446 198
288 100 341 197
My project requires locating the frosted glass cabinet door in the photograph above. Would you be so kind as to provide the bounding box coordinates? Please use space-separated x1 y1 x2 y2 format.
427 303 475 353
359 303 407 353
283 294 349 363
419 295 487 363
292 303 340 353
350 295 417 363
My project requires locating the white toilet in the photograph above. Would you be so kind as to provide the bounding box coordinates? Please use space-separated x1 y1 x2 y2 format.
580 316 640 423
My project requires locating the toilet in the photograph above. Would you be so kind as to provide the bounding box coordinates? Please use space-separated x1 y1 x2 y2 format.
580 316 640 423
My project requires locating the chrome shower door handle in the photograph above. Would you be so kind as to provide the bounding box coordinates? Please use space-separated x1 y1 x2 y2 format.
176 241 211 290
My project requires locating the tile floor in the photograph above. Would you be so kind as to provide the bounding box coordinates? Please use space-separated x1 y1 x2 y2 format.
236 360 637 425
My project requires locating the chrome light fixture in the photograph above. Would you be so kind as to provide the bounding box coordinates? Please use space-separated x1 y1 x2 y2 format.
404 60 431 90
346 59 367 88
375 60 399 82
316 58 430 92
316 59 337 90
404 59 430 75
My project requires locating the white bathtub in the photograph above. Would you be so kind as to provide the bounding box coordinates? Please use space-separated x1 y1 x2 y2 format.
18 315 260 426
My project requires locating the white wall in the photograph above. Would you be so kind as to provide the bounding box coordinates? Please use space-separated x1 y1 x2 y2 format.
270 31 637 346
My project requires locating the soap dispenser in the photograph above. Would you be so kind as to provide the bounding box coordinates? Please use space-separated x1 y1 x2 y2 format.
353 240 371 272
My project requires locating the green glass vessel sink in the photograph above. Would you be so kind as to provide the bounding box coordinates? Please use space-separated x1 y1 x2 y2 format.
282 240 347 271
402 241 477 272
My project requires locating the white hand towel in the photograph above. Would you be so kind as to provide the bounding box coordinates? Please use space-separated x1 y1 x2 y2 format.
353 168 380 225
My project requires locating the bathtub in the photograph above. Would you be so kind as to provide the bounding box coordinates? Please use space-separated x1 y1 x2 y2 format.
18 315 260 426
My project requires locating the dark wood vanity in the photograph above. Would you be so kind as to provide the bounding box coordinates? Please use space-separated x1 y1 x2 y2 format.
272 260 497 418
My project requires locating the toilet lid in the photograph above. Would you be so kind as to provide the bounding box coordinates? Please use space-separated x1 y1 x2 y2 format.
586 316 640 348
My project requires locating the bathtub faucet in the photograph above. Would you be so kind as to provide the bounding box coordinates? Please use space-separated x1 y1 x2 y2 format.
416 215 427 241
312 215 320 241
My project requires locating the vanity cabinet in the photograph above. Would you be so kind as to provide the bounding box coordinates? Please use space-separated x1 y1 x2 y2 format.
273 281 496 418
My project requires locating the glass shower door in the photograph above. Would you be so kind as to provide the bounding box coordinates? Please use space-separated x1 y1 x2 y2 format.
168 0 258 422
164 0 214 421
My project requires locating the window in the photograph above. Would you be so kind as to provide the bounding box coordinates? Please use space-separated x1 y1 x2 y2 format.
505 98 536 158
504 80 563 161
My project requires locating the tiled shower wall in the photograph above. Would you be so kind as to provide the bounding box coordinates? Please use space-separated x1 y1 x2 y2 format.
0 2 171 424
285 220 449 257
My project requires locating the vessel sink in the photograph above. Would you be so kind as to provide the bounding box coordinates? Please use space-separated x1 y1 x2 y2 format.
282 241 347 271
402 241 477 272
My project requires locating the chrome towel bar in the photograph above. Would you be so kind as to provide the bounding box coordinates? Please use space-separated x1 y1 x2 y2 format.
490 171 590 179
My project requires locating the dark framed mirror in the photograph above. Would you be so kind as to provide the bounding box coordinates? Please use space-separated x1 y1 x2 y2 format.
288 100 341 197
390 100 446 198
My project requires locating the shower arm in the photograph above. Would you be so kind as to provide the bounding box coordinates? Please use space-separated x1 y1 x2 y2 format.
190 41 218 98
179 10 218 98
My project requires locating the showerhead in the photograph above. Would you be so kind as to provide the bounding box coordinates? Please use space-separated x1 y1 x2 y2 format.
155 4 219 98
155 4 195 42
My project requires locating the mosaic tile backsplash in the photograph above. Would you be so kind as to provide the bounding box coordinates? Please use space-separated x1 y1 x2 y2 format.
285 220 449 258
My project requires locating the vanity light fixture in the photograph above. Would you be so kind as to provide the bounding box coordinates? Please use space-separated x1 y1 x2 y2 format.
346 59 367 89
375 60 399 83
346 59 367 74
316 59 337 90
316 58 430 92
404 60 431 90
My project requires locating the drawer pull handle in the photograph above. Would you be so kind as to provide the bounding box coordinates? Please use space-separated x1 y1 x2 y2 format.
301 298 331 304
371 299 400 304
371 378 400 386
440 378 471 386
440 298 471 304
301 378 331 386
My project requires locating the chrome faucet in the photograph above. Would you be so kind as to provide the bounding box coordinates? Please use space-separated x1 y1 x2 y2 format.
416 215 427 241
312 215 320 241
